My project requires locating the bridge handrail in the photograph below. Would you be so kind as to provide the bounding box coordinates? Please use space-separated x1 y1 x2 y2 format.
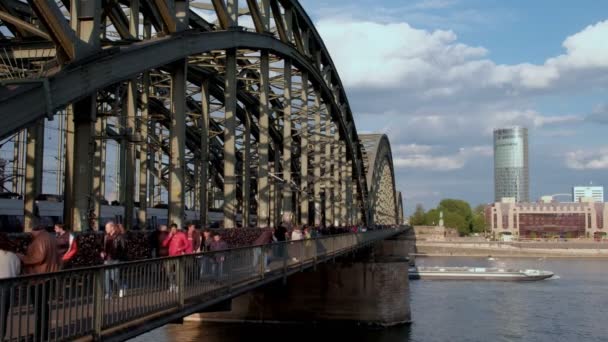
0 228 404 341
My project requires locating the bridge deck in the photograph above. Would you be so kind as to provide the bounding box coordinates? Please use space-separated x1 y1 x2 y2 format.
0 229 403 341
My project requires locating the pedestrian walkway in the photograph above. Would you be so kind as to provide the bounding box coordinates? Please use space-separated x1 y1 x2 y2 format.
0 229 403 341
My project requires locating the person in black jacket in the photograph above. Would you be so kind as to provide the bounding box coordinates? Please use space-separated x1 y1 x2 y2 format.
101 222 127 298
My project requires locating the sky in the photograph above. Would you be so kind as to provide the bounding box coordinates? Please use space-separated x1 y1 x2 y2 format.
299 0 608 215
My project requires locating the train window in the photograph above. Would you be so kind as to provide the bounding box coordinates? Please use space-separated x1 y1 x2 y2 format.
39 216 55 229
0 215 24 233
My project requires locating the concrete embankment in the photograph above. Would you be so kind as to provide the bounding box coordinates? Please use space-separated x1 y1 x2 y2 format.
414 241 608 258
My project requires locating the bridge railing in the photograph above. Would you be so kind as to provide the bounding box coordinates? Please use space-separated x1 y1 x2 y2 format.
0 228 403 341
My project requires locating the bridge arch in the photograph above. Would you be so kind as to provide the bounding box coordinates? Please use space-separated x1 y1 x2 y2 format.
0 0 399 230
360 134 399 226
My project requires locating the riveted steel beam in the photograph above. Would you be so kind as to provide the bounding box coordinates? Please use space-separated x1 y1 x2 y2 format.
23 119 43 231
199 78 210 227
168 59 187 228
281 59 292 218
257 50 270 228
299 71 308 225
0 11 50 40
223 48 237 229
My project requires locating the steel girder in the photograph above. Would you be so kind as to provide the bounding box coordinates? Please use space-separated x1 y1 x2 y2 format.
359 134 399 225
0 0 401 227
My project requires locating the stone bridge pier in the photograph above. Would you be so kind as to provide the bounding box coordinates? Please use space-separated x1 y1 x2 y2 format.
190 232 412 326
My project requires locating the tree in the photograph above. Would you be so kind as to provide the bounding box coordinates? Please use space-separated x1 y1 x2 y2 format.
437 199 473 235
409 204 426 225
425 208 440 226
471 205 487 233
444 211 469 236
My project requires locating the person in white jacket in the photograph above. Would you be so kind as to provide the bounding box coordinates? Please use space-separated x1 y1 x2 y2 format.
0 233 20 340
290 227 304 262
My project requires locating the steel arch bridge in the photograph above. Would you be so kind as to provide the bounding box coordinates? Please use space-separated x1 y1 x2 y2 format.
0 0 403 231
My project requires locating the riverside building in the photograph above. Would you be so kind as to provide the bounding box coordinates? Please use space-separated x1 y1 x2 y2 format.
486 197 608 240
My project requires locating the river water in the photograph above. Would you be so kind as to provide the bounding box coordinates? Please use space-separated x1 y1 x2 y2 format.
132 257 608 342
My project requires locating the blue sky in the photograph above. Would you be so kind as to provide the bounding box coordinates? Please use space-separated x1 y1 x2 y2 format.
301 0 608 214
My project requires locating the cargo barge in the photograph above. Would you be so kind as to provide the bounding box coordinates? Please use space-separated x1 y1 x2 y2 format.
408 266 554 281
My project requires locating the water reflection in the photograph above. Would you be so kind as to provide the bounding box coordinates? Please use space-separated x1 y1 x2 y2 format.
135 322 413 342
133 257 608 342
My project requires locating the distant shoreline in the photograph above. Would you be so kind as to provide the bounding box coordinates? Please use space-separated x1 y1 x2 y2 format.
413 253 608 258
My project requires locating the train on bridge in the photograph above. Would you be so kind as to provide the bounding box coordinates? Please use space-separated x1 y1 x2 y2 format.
0 194 250 233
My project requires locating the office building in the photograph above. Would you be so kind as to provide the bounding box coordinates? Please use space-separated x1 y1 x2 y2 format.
493 127 529 202
573 186 604 203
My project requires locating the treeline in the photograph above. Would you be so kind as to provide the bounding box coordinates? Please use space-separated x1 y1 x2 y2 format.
409 199 486 236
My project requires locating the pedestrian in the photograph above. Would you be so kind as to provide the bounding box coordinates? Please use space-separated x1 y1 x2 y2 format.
291 226 303 241
201 229 212 252
116 223 126 235
101 222 127 298
303 226 313 251
199 229 213 279
0 233 20 341
274 223 288 260
19 226 60 340
162 224 189 291
252 230 274 271
186 224 201 253
156 225 170 258
303 226 312 239
209 233 229 280
290 226 303 262
55 223 78 268
162 224 189 257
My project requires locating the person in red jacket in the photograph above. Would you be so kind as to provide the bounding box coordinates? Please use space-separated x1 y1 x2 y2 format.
162 223 189 292
162 224 189 256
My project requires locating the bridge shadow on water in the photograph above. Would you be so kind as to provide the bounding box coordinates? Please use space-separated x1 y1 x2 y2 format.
134 321 413 342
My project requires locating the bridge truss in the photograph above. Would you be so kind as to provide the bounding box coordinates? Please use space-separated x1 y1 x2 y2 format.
0 0 403 230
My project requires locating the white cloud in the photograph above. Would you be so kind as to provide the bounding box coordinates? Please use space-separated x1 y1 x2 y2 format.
565 147 608 170
316 17 608 97
376 108 582 146
394 144 434 154
393 145 491 171
315 19 487 89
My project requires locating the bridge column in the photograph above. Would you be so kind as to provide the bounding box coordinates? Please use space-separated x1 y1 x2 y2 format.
313 92 322 226
281 59 293 220
352 173 359 225
257 51 270 228
242 112 251 227
65 98 96 231
168 60 187 228
92 118 105 230
138 72 150 229
332 132 340 226
223 48 238 229
346 161 353 225
12 131 24 194
56 115 65 195
23 120 44 231
323 115 333 227
299 72 309 226
340 143 347 226
199 79 210 227
124 78 137 229
137 11 151 230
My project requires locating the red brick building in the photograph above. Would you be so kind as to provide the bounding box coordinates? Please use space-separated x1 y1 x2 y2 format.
486 199 607 239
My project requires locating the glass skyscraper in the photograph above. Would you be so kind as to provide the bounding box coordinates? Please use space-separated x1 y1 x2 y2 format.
494 127 529 202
